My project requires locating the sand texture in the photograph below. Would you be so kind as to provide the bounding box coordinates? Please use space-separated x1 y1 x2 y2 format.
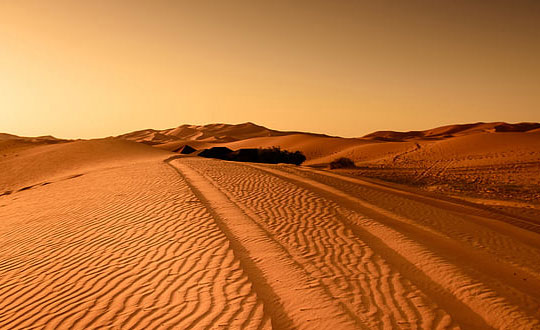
2 123 540 329
1 133 540 329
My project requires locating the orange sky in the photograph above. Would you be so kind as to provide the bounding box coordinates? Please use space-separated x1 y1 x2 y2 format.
1 0 539 138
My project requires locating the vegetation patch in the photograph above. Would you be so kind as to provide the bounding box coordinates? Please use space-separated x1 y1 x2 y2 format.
199 146 306 165
329 157 356 169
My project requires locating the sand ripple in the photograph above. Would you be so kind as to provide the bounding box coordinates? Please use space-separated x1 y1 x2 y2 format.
1 155 539 329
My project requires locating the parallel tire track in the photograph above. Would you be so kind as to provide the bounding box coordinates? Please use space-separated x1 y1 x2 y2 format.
168 159 361 330
177 158 455 329
3 154 539 329
249 163 540 329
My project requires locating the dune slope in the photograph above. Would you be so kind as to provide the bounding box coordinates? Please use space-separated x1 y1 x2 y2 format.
0 139 170 194
0 149 269 329
2 144 539 329
2 122 539 329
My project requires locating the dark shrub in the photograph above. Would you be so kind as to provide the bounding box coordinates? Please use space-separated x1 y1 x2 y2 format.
198 146 306 165
329 157 356 169
257 147 306 165
173 144 196 154
229 148 259 162
199 147 233 160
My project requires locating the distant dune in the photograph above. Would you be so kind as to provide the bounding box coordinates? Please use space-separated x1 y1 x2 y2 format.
0 132 67 142
116 121 540 162
2 120 540 205
3 121 539 203
363 122 540 142
116 122 329 145
113 121 540 203
0 133 21 140
0 132 69 152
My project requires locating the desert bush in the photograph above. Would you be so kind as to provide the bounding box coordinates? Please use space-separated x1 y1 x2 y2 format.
198 146 306 165
199 147 233 159
329 157 356 169
257 147 306 165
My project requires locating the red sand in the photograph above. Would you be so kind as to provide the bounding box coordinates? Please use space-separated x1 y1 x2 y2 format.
1 122 539 329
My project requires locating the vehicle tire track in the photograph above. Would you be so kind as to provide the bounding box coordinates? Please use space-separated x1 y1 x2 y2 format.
167 158 362 330
249 163 540 329
175 158 456 329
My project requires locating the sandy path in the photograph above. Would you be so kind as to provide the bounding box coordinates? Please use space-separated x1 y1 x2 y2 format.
172 158 540 329
1 155 539 329
169 160 359 329
173 158 455 329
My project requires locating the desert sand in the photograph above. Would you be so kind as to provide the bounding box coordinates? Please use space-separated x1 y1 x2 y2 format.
1 122 540 329
119 122 540 205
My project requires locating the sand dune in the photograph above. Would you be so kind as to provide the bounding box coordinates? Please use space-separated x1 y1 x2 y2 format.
117 122 327 146
0 133 67 143
3 148 539 328
0 133 22 141
350 132 540 204
0 133 68 159
0 147 269 329
363 122 540 142
0 139 169 195
117 121 540 166
1 122 539 329
116 121 540 202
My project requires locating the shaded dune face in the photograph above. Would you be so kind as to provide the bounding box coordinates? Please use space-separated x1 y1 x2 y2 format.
117 122 296 145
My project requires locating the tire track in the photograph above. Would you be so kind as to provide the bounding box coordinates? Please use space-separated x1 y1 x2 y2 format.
176 158 454 329
279 165 540 288
249 163 540 329
168 158 361 330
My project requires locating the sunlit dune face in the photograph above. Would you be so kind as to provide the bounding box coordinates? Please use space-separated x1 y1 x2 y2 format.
1 0 539 138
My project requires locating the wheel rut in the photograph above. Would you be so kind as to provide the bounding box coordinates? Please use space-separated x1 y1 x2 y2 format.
166 158 361 330
247 163 540 329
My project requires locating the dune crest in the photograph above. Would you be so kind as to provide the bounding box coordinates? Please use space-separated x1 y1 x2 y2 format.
117 122 328 145
363 122 540 141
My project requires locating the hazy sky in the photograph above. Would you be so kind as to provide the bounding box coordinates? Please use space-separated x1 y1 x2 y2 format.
1 1 539 138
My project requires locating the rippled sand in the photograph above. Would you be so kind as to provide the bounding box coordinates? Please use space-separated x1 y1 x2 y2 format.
1 138 539 329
